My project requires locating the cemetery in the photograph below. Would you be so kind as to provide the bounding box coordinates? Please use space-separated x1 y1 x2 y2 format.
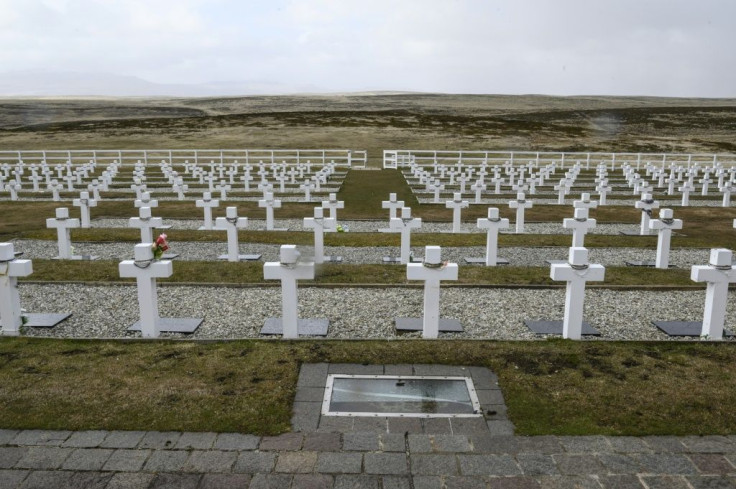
1 94 736 447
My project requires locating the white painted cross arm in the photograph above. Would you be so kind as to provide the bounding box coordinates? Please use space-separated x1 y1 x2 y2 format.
0 242 33 335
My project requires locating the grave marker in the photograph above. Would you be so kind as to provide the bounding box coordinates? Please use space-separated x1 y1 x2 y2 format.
465 208 510 265
509 192 533 233
258 192 284 231
445 192 469 233
72 191 97 228
196 191 220 230
563 208 596 247
215 206 260 261
303 207 339 264
385 207 422 264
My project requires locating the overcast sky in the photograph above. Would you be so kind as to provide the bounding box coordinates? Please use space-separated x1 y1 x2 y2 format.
1 0 734 97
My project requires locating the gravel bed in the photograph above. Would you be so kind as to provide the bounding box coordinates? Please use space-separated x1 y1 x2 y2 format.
17 283 735 341
12 239 712 267
416 198 727 207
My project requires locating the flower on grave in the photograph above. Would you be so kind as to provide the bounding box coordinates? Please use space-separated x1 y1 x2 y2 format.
336 224 349 233
152 233 169 260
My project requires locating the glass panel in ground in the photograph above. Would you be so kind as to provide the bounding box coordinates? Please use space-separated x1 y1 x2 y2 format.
329 378 476 414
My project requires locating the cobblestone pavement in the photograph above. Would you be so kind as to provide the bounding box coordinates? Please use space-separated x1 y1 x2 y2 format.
2 429 736 488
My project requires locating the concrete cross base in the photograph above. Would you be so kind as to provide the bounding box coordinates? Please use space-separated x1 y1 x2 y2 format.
323 256 343 263
395 318 463 333
464 257 509 265
53 255 99 261
128 317 203 334
652 320 734 337
218 254 262 261
625 260 675 268
261 318 329 336
24 313 72 328
524 319 601 336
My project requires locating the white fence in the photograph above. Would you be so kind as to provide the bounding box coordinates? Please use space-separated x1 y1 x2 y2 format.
0 149 366 168
383 150 736 169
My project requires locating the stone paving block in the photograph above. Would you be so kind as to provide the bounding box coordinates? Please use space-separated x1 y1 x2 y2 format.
295 387 326 402
0 447 27 469
213 433 260 450
148 472 201 489
343 432 380 451
61 431 108 448
99 431 146 449
423 418 452 434
328 363 383 375
105 472 156 489
458 454 521 476
410 454 459 476
606 437 652 453
139 431 181 449
333 474 380 489
61 448 113 471
554 454 606 475
689 476 736 489
596 453 641 474
143 450 190 472
633 453 698 475
488 476 542 489
476 390 506 404
260 433 304 451
298 363 329 387
516 453 559 475
0 470 28 489
0 430 20 446
318 417 354 433
233 451 276 473
537 475 602 489
639 475 691 489
558 436 612 453
471 435 521 454
597 475 646 489
317 452 362 474
515 436 563 455
174 432 217 450
304 433 342 452
444 475 488 489
68 471 114 489
408 434 433 453
182 450 237 473
12 430 71 447
353 417 388 433
643 436 688 453
275 451 318 473
248 473 293 489
486 420 515 437
683 437 736 454
291 409 321 433
15 446 72 469
432 434 472 452
468 366 499 387
388 417 423 434
381 433 407 452
17 470 75 489
291 474 334 489
102 449 151 472
198 473 252 489
411 475 443 489
689 454 736 474
382 475 413 489
413 364 468 376
482 404 509 418
451 418 490 436
384 364 414 376
365 453 408 475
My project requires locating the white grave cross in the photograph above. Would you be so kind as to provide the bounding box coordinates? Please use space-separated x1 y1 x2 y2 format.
46 208 80 259
196 192 220 230
509 192 533 233
0 242 33 336
389 207 422 264
406 246 458 339
635 193 660 235
445 192 469 233
648 208 683 269
691 249 736 340
129 207 163 243
72 191 97 228
477 208 509 266
263 245 315 339
563 208 597 247
303 207 336 264
258 192 282 231
215 206 250 262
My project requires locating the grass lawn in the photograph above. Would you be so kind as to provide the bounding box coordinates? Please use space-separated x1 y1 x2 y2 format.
0 338 734 436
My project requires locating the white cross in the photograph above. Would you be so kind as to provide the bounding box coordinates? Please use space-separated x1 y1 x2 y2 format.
130 180 146 199
300 179 315 202
406 246 458 339
635 193 660 235
389 207 422 264
87 180 101 200
258 192 282 231
172 180 188 200
666 176 678 195
5 181 20 201
215 181 231 200
303 207 336 264
720 182 734 207
263 245 315 339
0 242 33 336
596 181 612 205
119 243 174 338
215 206 249 262
241 172 254 192
491 176 504 194
550 247 605 340
430 181 444 203
382 193 404 220
47 180 62 201
275 173 288 192
28 173 42 192
554 180 570 204
509 192 533 233
648 208 682 269
129 206 163 243
700 176 712 196
678 182 695 206
62 174 75 191
196 192 220 230
573 192 598 211
471 180 486 204
563 208 596 247
321 193 345 220
46 208 80 259
445 192 469 233
134 191 158 209
72 191 97 228
691 249 736 340
477 208 509 266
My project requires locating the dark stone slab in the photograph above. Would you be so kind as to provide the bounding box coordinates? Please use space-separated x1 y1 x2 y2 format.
217 254 261 261
160 252 179 260
395 318 463 333
383 257 402 263
545 260 567 265
324 256 343 263
24 313 71 328
524 320 600 336
128 317 202 334
261 318 329 336
652 321 734 337
464 257 510 265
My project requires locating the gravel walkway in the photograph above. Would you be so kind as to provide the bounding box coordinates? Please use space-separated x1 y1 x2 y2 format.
17 283 733 341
